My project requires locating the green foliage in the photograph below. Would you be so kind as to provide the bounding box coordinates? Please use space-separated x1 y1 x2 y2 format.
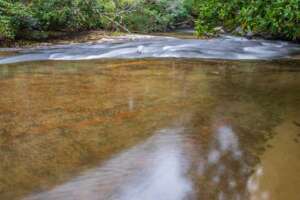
0 0 36 39
123 0 184 32
195 0 300 40
31 0 104 31
103 0 193 33
1 0 299 41
0 0 195 41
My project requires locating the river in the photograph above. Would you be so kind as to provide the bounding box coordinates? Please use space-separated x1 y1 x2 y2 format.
0 35 300 200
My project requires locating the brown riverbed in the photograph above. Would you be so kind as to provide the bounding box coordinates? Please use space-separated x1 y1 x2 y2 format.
0 59 299 200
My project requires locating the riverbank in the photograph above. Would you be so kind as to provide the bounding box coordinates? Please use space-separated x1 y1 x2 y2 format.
0 29 200 49
0 31 126 48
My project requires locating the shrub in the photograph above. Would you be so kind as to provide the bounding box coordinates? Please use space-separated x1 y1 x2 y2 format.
0 0 195 41
195 0 300 40
104 0 193 33
30 0 104 31
0 0 36 39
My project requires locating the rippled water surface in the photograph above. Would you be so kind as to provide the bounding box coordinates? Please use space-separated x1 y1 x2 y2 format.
1 35 300 64
0 59 300 200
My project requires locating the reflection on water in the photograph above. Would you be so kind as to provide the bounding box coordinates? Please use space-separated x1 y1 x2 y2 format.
197 122 253 200
247 165 269 200
22 125 260 200
25 128 193 200
0 59 299 200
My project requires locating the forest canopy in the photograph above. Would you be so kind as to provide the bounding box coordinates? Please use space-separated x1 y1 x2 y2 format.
0 0 299 41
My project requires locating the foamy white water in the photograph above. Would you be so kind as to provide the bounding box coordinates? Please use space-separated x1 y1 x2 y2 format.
1 35 299 64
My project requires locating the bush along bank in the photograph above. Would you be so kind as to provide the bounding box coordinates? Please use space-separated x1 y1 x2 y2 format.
0 0 194 43
0 0 299 43
195 0 300 41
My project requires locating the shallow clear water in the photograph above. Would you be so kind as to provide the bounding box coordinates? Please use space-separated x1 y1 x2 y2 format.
0 59 299 200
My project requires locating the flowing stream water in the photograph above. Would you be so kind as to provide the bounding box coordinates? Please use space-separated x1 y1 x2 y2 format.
1 35 300 64
0 35 300 200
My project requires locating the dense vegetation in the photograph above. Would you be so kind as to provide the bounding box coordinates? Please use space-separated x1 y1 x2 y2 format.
195 0 300 40
0 0 299 42
0 0 194 41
